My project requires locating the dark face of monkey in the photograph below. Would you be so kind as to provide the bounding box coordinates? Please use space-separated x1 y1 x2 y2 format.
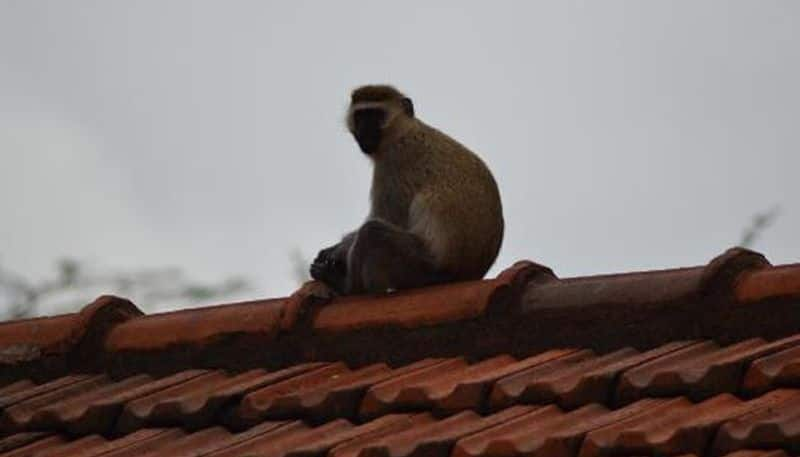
352 108 385 155
349 91 415 155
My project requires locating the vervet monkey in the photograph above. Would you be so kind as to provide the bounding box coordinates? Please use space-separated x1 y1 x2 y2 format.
310 85 503 294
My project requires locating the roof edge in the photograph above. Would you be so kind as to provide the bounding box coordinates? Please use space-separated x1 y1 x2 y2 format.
1 247 799 383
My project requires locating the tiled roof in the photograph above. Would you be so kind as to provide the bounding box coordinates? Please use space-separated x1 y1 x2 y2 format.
1 247 799 457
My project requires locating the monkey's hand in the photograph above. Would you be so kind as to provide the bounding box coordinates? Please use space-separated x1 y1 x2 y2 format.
309 245 347 294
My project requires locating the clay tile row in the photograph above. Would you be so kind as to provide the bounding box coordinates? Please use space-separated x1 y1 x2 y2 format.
3 248 800 385
6 334 800 439
743 343 800 396
0 295 141 365
118 363 325 433
579 389 800 457
0 415 432 457
98 259 543 358
520 247 769 312
0 261 542 382
410 391 799 457
616 334 800 404
3 391 800 457
486 344 690 411
713 389 800 455
724 452 790 457
353 333 800 417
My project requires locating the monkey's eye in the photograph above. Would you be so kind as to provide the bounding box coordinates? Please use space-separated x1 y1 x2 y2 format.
353 108 386 128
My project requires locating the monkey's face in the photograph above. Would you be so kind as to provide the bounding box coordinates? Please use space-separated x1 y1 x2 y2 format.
351 107 386 155
347 85 415 156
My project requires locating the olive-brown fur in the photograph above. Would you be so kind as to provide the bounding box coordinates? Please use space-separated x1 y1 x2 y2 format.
310 85 504 294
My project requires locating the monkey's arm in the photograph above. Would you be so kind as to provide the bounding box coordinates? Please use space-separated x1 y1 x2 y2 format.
309 231 356 294
346 219 443 294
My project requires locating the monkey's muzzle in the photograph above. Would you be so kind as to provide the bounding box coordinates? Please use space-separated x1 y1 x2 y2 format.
352 108 385 155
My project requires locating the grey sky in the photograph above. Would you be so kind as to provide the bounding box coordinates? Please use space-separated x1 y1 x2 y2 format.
1 1 798 314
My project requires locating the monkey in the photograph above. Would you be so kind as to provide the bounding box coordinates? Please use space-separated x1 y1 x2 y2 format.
310 85 504 295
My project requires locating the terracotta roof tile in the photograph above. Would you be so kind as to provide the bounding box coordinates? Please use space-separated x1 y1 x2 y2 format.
0 296 141 367
116 369 237 433
488 343 695 411
579 395 729 457
0 431 52 453
0 429 183 457
59 428 187 457
581 389 800 457
359 358 468 420
523 267 704 311
431 350 579 415
0 380 34 399
743 345 800 396
0 375 91 409
722 451 790 457
488 350 595 409
329 415 434 457
517 247 767 315
105 298 287 352
202 420 343 457
712 389 800 456
234 362 396 426
3 250 800 385
736 264 800 303
0 434 67 457
312 261 550 334
1 385 800 457
0 420 396 457
25 369 220 435
452 399 672 457
34 434 117 457
30 373 155 434
452 404 576 457
136 422 291 457
7 338 799 454
2 249 800 456
135 426 234 457
359 355 522 418
231 363 350 425
355 406 534 457
248 418 436 457
286 414 419 457
0 315 79 364
1 374 109 433
616 334 800 405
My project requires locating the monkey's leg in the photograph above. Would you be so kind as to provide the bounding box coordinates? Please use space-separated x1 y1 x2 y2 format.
310 232 356 294
347 219 446 294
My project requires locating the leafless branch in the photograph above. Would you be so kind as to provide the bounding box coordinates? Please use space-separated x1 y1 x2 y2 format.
740 206 781 248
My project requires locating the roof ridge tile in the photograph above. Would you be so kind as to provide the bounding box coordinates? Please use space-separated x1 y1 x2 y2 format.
2 250 800 385
699 247 772 299
0 295 140 373
311 261 549 335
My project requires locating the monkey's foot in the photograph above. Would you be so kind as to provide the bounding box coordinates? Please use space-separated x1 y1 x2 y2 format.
309 251 347 295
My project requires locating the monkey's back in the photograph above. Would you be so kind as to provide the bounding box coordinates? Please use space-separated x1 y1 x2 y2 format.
371 121 504 280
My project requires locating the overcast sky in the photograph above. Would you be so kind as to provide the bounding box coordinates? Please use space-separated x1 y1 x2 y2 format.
1 1 798 314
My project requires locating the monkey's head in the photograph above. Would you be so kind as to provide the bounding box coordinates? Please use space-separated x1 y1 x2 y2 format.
347 85 415 156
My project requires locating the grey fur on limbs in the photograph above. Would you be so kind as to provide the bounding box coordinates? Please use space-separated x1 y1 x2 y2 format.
310 219 448 295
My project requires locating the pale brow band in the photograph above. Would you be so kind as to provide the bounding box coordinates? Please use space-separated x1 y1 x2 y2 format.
351 85 404 103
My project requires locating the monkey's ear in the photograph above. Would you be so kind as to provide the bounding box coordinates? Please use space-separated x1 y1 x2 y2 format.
401 97 414 117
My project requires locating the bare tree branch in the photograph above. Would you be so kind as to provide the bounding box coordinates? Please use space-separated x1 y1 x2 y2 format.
0 258 251 320
740 206 781 248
